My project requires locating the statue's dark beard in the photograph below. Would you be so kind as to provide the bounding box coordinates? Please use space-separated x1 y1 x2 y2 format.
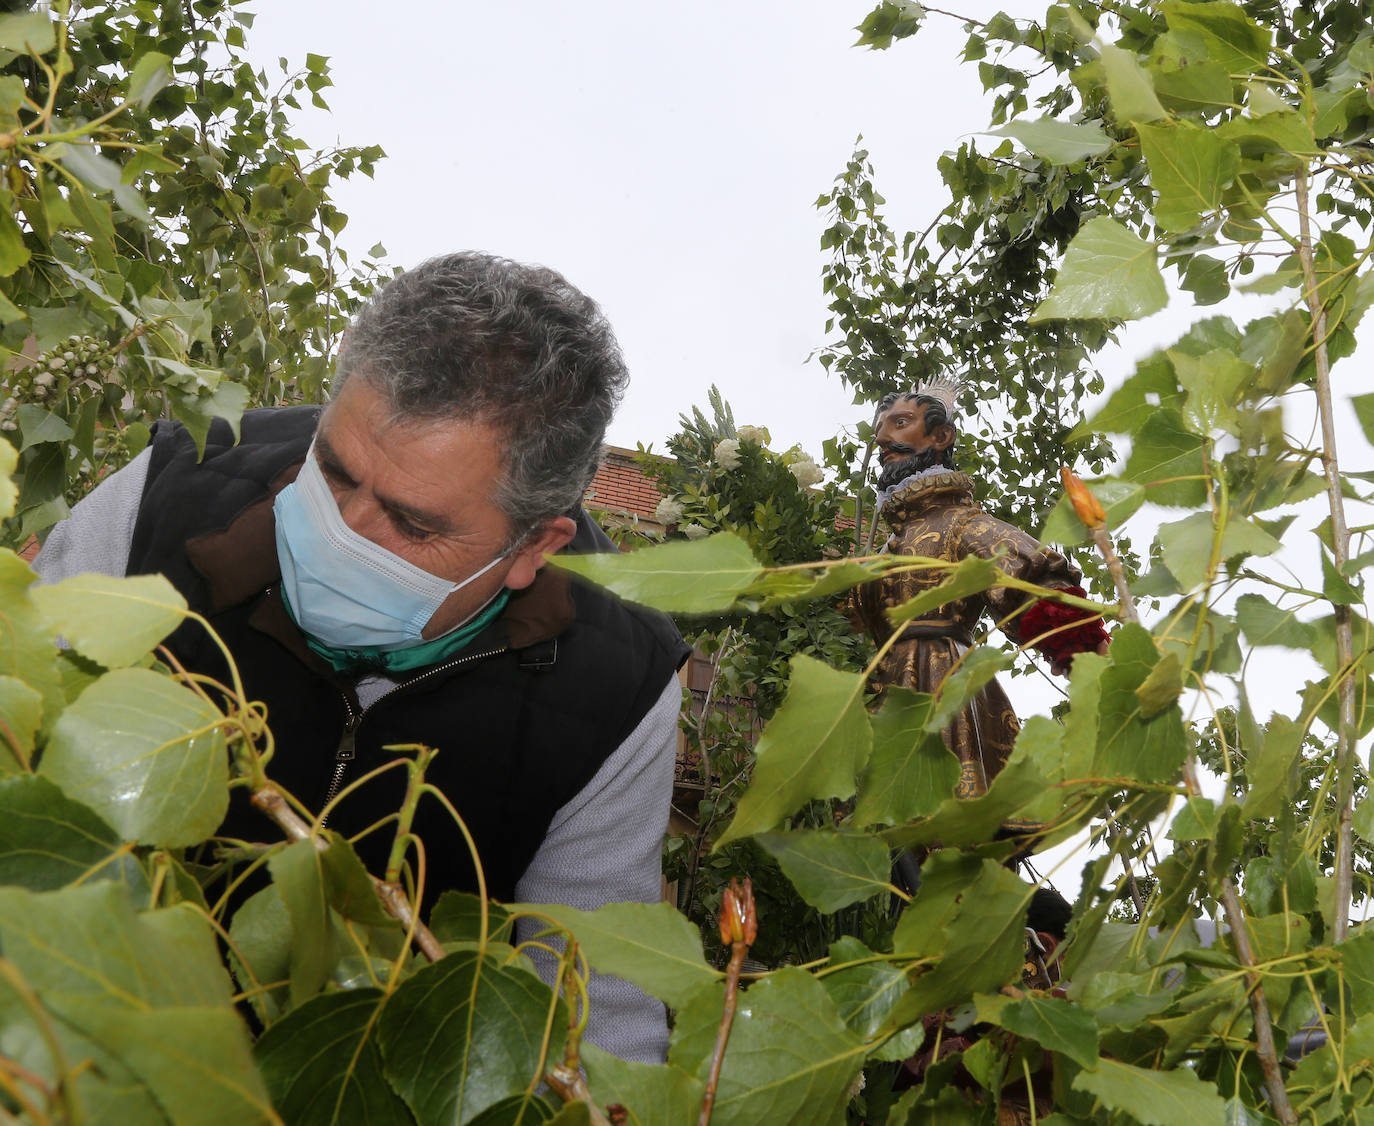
876 445 946 491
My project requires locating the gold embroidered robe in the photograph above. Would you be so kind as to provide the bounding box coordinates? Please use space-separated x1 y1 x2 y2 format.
851 471 1082 802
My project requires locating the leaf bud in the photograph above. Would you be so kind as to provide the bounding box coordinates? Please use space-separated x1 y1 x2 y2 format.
717 877 757 947
0 132 15 150
1059 466 1106 529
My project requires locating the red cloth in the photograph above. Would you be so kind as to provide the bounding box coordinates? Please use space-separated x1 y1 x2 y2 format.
1019 585 1109 667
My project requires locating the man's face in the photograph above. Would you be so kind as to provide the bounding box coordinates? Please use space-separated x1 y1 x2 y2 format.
874 397 951 490
313 377 574 638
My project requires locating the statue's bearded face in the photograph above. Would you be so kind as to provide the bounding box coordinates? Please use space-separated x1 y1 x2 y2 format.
874 398 952 490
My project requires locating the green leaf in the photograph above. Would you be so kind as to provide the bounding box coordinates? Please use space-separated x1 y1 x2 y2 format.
820 935 923 1060
1354 392 1374 445
1162 1 1271 76
318 831 394 926
1121 411 1207 507
0 441 15 518
1134 651 1183 718
1168 795 1219 841
1071 352 1184 439
1241 716 1301 821
0 12 55 54
1336 926 1374 1013
73 1006 277 1126
0 673 42 771
377 949 561 1125
890 854 1029 1014
1323 549 1362 605
754 558 896 608
30 572 187 668
128 51 173 108
669 968 866 1126
1094 624 1188 784
1170 347 1253 434
1040 478 1146 545
40 667 228 848
582 1042 704 1126
0 202 29 277
1235 593 1313 650
1030 217 1168 323
1137 121 1239 232
0 883 271 1123
884 744 1052 849
1180 254 1230 305
926 646 1013 732
255 989 416 1126
1149 58 1234 113
227 884 293 1027
468 1096 558 1125
852 686 960 826
14 404 73 451
982 993 1100 1070
1100 43 1167 124
886 554 1000 625
430 890 514 946
1072 1056 1227 1125
756 830 892 913
0 551 62 729
1157 512 1280 591
0 773 147 892
554 531 762 614
268 839 342 1006
717 655 871 846
514 900 718 1011
170 380 250 455
989 118 1112 164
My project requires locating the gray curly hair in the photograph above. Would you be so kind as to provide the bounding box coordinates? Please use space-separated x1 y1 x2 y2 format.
334 253 628 544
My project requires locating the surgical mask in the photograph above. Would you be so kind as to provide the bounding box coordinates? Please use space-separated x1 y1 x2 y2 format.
273 448 508 651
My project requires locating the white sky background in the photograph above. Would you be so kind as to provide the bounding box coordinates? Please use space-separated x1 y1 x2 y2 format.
243 0 992 458
244 2 1370 840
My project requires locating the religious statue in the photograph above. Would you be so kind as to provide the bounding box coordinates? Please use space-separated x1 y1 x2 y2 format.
850 379 1110 810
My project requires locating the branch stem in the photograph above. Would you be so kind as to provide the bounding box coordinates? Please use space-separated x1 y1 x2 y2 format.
249 786 446 963
1294 167 1357 943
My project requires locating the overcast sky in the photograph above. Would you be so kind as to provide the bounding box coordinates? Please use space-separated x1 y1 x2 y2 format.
244 0 994 458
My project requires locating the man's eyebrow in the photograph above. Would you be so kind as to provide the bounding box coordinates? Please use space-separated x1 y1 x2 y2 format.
314 430 456 535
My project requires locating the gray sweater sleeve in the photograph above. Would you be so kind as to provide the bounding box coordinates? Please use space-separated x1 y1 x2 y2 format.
513 675 682 1064
31 446 152 582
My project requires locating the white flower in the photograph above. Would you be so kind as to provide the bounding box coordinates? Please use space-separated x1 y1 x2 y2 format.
736 424 770 447
713 438 741 469
682 522 709 540
654 496 685 525
789 458 823 489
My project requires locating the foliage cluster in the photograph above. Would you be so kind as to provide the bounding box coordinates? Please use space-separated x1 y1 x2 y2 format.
0 0 385 549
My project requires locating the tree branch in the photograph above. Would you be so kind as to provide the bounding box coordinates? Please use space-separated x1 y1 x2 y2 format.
1294 167 1357 944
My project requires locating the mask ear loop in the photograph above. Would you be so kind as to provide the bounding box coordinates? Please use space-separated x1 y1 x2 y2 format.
422 551 512 640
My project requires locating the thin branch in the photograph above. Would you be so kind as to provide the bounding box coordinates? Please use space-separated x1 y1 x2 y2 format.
698 878 756 1126
1294 167 1358 944
249 786 446 964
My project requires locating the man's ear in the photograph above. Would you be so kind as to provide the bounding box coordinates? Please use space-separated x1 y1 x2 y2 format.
929 423 957 452
503 515 578 590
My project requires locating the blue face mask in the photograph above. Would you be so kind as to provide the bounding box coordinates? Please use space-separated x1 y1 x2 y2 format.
273 448 508 652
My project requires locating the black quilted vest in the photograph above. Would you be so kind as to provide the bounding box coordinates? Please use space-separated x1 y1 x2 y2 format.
127 406 688 903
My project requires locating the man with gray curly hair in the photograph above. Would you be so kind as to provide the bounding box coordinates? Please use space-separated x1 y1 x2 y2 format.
36 253 690 1062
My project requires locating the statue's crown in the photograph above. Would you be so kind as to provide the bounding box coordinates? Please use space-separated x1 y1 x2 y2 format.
912 376 963 420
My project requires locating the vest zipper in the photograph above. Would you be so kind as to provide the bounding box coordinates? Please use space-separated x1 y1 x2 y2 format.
318 645 509 825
